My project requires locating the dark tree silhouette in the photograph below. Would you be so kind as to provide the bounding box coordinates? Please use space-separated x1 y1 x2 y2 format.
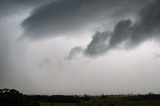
0 89 29 106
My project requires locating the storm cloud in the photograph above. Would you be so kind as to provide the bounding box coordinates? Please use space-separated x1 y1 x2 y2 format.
81 0 160 56
1 0 160 95
0 0 54 17
21 0 149 40
84 31 111 56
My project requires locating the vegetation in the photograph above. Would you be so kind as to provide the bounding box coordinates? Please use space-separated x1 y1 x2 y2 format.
0 89 29 106
1 89 160 106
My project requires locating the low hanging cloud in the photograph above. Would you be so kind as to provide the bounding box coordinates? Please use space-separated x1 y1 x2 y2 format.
0 0 53 17
85 19 133 56
18 0 160 58
84 31 111 56
67 46 83 60
68 0 160 57
21 0 148 40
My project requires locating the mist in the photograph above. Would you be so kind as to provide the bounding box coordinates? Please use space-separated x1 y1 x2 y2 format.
0 0 160 95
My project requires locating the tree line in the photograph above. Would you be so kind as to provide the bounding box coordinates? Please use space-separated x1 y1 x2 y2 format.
1 88 160 106
0 89 91 106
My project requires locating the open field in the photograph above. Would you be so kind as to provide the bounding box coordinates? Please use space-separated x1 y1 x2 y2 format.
40 95 160 106
1 89 160 106
41 103 77 106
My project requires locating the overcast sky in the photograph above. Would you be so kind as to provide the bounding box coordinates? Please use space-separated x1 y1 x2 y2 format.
1 0 160 95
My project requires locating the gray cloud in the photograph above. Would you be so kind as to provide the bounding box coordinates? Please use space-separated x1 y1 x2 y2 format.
21 0 148 40
0 0 50 5
85 19 132 56
85 31 111 56
0 0 53 8
67 46 83 59
0 0 53 18
21 0 87 39
1 0 160 94
130 0 160 44
109 19 132 47
80 0 160 56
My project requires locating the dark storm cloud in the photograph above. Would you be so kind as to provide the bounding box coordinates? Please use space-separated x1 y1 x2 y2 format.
68 0 160 57
0 0 50 5
21 0 149 40
109 19 132 47
130 0 160 44
84 19 132 56
0 0 53 17
82 0 160 56
21 0 87 39
0 0 53 7
85 31 111 56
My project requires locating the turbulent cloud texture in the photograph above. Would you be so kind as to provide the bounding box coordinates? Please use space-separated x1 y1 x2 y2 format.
70 0 160 57
1 0 160 94
21 0 148 40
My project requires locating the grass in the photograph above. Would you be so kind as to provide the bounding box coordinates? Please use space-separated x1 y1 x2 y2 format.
40 102 54 106
41 103 77 106
54 103 77 106
40 96 160 106
41 101 160 106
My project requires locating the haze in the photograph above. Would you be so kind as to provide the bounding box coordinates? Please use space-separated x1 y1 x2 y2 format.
1 0 160 95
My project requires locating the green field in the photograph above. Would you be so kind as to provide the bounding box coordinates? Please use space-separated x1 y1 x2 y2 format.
40 96 160 106
41 103 77 106
1 89 160 106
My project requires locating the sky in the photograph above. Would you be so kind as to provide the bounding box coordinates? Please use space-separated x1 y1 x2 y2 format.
1 0 160 95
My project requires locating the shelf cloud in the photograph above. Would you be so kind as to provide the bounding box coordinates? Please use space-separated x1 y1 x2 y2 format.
21 0 148 40
68 0 160 57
